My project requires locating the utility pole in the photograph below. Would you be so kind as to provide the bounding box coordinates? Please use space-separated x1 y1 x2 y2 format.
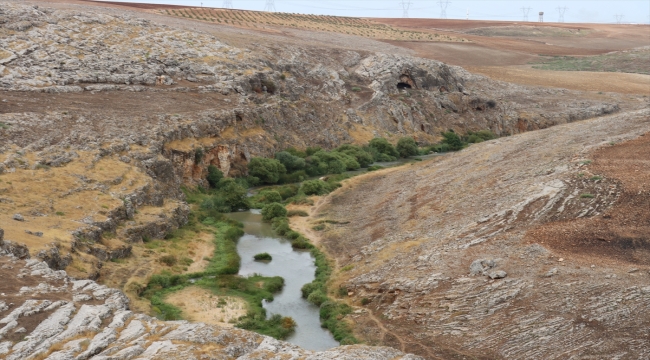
466 8 469 20
222 0 232 9
614 14 624 24
438 0 451 19
521 7 532 22
264 0 276 12
400 1 412 18
556 6 568 23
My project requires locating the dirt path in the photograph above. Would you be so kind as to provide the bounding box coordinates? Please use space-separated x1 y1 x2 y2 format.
186 232 215 273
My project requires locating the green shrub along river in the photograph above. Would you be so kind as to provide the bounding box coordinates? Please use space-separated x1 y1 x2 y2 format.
141 133 495 345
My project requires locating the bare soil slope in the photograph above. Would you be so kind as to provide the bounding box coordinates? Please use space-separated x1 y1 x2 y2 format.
313 107 650 359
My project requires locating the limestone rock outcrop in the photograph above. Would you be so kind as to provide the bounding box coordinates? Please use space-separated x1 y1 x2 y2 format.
0 252 422 360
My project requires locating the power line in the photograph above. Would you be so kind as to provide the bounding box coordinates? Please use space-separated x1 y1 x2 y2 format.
521 7 531 22
614 14 624 24
222 0 232 9
264 0 276 12
399 1 412 18
438 0 451 19
556 6 568 23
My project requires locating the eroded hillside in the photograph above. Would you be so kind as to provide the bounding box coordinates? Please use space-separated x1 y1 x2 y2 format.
310 108 650 359
0 2 632 277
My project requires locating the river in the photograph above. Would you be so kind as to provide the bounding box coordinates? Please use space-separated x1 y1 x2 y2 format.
226 210 340 351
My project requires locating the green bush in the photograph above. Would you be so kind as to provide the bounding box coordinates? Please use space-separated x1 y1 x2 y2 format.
466 134 484 143
284 147 307 158
254 252 273 261
307 290 328 306
334 144 374 168
259 190 282 204
201 179 249 212
431 143 451 153
275 184 299 199
261 203 287 221
306 146 322 156
248 157 287 184
237 313 295 339
291 237 311 249
271 217 291 235
306 151 356 175
285 230 301 240
300 180 326 195
367 165 384 171
207 165 223 188
278 170 307 184
275 151 306 172
369 137 399 159
396 137 419 158
442 131 463 151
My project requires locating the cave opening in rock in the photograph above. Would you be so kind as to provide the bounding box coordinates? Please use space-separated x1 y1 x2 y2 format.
397 82 412 90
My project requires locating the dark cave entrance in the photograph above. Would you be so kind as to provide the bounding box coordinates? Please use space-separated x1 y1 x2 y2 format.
397 74 417 90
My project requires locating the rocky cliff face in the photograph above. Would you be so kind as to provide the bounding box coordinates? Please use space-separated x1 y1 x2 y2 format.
0 250 422 359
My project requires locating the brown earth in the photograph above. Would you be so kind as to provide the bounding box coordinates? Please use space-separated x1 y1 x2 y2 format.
527 134 650 265
466 66 650 94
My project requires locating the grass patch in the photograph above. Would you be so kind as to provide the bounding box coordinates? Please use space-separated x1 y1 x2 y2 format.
531 49 650 75
580 193 595 199
254 252 273 261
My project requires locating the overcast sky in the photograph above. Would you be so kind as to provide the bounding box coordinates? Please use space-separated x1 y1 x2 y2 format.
105 0 650 24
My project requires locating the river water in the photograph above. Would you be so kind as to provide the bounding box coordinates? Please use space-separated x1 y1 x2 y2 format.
228 154 444 349
226 210 339 351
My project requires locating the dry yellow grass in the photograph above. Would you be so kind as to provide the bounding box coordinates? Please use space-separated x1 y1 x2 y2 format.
0 152 149 254
185 232 216 273
157 8 467 43
165 287 247 327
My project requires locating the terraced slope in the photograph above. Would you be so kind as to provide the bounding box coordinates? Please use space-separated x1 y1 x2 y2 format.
155 7 466 42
